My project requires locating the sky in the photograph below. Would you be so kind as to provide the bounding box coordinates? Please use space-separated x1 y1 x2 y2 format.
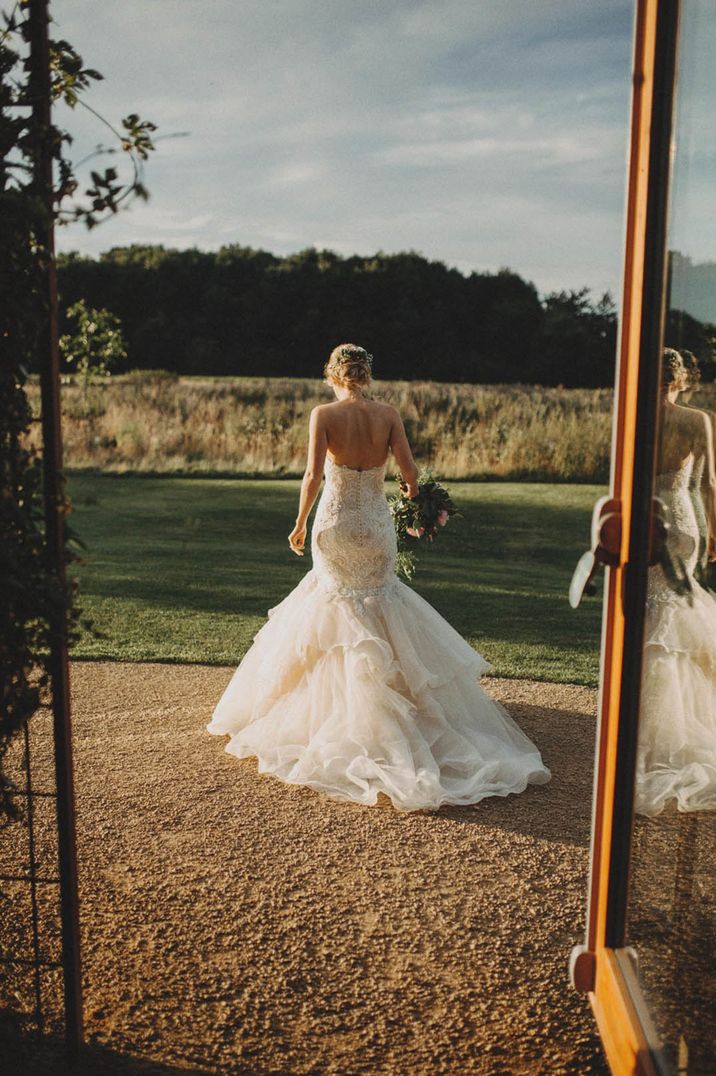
51 0 637 299
666 0 716 322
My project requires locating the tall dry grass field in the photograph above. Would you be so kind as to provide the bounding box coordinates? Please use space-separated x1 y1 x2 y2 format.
24 373 639 482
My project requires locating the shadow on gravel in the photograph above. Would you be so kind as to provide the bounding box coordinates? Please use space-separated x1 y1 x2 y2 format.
0 1015 209 1075
435 702 596 849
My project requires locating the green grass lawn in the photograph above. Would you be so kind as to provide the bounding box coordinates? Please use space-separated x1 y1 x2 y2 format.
66 474 605 685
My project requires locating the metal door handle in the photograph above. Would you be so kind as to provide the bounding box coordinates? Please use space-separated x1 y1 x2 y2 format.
570 495 694 609
569 496 622 609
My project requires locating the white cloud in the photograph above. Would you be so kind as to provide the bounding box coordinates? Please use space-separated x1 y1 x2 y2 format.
52 0 635 297
376 133 610 168
266 161 328 187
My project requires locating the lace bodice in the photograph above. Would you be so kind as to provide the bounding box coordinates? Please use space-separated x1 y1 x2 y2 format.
650 456 699 600
311 457 397 601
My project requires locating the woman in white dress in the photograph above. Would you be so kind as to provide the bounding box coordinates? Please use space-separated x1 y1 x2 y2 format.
680 349 716 583
207 344 550 811
636 349 716 816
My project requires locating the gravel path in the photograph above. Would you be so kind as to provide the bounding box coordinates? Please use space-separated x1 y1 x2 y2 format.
3 662 608 1074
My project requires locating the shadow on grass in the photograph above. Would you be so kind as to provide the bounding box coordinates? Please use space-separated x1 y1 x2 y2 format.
67 474 603 680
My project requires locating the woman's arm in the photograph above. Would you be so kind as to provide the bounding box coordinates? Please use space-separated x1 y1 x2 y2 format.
288 406 328 556
704 412 716 559
389 407 419 497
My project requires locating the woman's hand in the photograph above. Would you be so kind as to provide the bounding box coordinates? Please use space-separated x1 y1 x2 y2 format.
289 523 307 556
400 479 420 500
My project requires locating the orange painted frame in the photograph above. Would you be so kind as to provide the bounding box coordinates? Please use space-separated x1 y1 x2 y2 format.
571 1 680 1073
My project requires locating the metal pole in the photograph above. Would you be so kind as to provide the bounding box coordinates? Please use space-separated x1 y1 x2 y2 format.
27 0 84 1054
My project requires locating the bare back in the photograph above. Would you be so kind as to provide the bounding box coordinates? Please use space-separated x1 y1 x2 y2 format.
659 402 710 474
323 398 394 468
306 397 418 484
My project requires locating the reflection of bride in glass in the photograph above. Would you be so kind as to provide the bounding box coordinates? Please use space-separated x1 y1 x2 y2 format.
207 344 550 811
680 349 716 583
636 348 716 815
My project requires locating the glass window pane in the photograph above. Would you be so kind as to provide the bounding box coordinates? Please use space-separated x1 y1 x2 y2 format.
630 3 716 1072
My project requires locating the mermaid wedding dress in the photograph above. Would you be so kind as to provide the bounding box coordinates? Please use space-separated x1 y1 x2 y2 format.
207 456 550 811
636 454 716 816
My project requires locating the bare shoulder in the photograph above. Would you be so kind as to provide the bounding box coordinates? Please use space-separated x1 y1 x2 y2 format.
668 402 702 424
681 405 710 432
372 399 401 422
667 404 712 448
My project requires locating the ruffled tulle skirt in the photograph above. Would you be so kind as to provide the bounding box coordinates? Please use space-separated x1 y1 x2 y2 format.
207 571 550 811
636 581 716 816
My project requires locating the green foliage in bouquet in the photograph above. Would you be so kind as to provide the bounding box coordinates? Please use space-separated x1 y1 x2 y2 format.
388 469 460 581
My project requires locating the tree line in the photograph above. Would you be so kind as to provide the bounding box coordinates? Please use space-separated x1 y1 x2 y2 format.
56 244 715 386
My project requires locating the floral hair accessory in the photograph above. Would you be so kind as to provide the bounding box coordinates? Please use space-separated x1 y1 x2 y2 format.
339 345 373 368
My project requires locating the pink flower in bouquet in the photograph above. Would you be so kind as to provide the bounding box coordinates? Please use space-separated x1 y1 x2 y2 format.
437 510 449 526
406 526 425 538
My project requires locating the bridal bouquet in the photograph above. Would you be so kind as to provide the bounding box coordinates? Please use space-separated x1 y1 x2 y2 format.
389 469 460 581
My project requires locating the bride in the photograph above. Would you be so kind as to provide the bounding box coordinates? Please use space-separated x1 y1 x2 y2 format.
207 344 550 811
636 348 716 815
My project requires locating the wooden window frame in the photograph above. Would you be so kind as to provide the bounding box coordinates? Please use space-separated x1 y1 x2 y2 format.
570 2 681 1072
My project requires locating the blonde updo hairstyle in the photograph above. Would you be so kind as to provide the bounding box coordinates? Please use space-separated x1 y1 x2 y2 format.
662 347 689 393
324 343 373 390
680 349 701 391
